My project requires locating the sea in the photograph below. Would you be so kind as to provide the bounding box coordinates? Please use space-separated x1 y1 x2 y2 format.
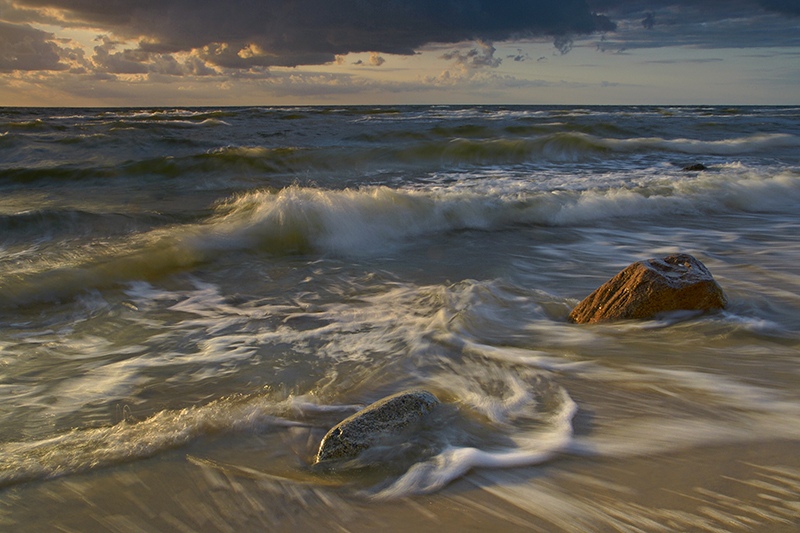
0 105 798 532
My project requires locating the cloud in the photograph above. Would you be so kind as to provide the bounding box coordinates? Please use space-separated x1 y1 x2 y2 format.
8 0 614 69
587 0 800 53
757 0 800 16
645 57 725 64
0 21 65 71
508 49 532 62
369 53 385 67
5 0 796 77
588 0 800 25
92 36 148 75
353 52 386 67
441 41 502 69
83 35 220 78
2 0 799 106
553 35 574 55
587 0 763 14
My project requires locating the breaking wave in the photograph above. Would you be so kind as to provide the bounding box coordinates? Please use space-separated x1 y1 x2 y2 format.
2 168 798 306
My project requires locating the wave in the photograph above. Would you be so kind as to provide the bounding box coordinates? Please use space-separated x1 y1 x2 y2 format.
4 128 796 186
0 272 577 493
0 209 168 245
98 108 235 122
112 129 800 172
207 186 506 253
0 147 314 185
0 165 116 183
208 170 800 249
2 169 798 306
0 379 575 495
0 151 247 184
106 117 230 130
0 352 576 496
3 270 793 495
411 132 800 163
596 132 800 155
5 162 800 296
0 393 309 488
0 118 49 131
289 131 800 167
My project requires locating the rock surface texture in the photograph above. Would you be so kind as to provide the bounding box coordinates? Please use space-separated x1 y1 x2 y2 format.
682 163 707 171
314 389 440 465
569 253 727 324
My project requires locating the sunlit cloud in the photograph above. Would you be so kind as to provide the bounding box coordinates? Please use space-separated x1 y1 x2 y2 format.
0 0 798 105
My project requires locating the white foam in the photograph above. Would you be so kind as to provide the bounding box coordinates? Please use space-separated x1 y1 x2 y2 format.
568 410 800 460
553 362 800 460
373 388 577 499
206 169 800 255
210 186 490 255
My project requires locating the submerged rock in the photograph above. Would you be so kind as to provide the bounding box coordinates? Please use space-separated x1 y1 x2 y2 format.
314 389 439 465
682 163 707 171
569 253 727 324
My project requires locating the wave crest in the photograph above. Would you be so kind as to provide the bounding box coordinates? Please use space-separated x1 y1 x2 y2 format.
3 169 798 306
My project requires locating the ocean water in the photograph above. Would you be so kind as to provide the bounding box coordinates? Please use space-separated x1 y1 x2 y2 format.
0 105 798 531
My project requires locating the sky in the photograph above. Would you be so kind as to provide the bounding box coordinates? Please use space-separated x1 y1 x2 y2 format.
1 0 799 106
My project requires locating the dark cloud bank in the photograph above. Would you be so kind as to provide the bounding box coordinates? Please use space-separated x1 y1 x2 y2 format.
2 0 799 72
6 0 615 70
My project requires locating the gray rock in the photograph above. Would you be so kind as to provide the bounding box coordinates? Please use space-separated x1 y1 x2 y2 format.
314 389 439 465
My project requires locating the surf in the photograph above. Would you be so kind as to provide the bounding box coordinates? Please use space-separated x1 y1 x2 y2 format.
2 166 798 307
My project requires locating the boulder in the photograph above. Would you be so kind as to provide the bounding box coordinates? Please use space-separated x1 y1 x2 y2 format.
314 389 439 465
682 163 707 171
569 253 726 324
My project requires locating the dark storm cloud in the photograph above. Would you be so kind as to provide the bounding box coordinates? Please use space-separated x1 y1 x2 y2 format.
9 0 615 68
587 0 800 53
0 20 65 71
3 0 799 75
757 0 800 16
588 0 800 20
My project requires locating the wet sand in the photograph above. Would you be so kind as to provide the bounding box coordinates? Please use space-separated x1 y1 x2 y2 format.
2 438 797 532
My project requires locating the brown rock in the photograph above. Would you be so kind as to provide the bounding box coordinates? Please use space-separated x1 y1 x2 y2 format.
569 253 727 324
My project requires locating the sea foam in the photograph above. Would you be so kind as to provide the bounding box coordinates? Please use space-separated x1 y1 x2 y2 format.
209 168 800 254
373 387 577 499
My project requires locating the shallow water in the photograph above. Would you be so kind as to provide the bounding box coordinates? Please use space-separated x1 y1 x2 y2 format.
1 106 799 531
